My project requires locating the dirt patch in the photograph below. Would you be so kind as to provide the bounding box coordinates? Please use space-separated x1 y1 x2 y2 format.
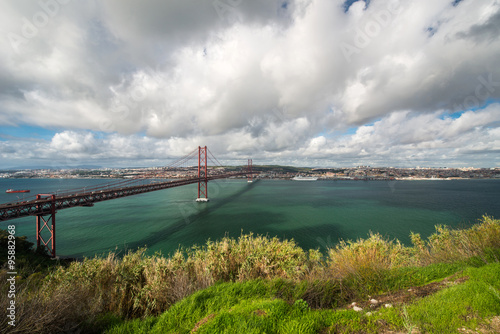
341 274 472 334
347 274 469 311
253 309 267 317
457 316 500 334
191 313 216 333
488 316 500 333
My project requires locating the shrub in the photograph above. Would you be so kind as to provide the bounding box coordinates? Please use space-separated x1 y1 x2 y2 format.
411 216 500 265
326 232 411 295
193 233 308 282
27 232 310 329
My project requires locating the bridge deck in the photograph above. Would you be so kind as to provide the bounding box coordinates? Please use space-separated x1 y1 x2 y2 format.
0 172 252 222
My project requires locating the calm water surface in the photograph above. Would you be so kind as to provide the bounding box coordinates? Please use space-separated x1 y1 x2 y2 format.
1 178 499 258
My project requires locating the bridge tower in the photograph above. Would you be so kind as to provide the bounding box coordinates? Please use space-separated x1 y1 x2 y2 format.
196 146 209 202
35 194 57 258
247 159 253 183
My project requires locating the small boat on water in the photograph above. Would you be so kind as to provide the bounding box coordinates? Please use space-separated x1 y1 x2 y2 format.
5 189 30 193
292 176 318 181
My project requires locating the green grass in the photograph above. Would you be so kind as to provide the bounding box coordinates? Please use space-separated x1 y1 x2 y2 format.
104 280 373 334
377 262 468 291
409 263 500 334
105 262 500 333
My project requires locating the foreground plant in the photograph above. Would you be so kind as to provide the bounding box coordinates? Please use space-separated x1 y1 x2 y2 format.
1 216 499 333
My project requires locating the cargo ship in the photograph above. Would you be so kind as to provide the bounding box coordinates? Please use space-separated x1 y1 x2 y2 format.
5 189 30 193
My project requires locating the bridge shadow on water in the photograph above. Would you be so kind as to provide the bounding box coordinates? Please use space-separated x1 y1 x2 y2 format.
119 179 346 257
65 179 347 258
122 179 264 254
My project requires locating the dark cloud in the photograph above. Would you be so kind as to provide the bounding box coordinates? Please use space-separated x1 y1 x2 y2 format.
456 9 500 43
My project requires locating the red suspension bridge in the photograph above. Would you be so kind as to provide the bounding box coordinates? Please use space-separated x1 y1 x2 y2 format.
0 146 257 257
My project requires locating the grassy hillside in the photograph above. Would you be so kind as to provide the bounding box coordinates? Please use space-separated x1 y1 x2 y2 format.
105 263 500 334
1 216 499 333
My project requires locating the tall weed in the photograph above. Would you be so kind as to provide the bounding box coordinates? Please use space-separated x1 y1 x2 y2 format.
411 216 500 265
326 232 410 294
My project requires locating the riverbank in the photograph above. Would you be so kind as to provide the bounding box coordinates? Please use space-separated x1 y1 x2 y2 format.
2 165 499 181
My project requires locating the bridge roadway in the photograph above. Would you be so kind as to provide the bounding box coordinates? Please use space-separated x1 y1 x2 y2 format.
0 171 251 222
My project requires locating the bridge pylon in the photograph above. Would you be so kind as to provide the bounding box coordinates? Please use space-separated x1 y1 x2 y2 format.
35 194 57 258
196 146 209 202
247 159 253 183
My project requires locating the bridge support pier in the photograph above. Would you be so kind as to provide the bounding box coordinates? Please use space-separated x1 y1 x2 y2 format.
36 194 57 258
196 146 209 202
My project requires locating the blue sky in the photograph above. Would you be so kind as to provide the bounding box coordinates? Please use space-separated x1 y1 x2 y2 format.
0 125 56 141
1 0 500 168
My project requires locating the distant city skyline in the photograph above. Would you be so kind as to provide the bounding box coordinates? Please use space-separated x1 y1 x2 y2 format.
1 0 499 169
2 165 499 183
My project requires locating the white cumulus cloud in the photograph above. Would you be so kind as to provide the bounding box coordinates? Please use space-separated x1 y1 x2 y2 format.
0 0 499 167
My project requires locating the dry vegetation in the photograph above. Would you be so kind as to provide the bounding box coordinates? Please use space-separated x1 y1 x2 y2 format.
410 216 500 265
1 216 499 333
